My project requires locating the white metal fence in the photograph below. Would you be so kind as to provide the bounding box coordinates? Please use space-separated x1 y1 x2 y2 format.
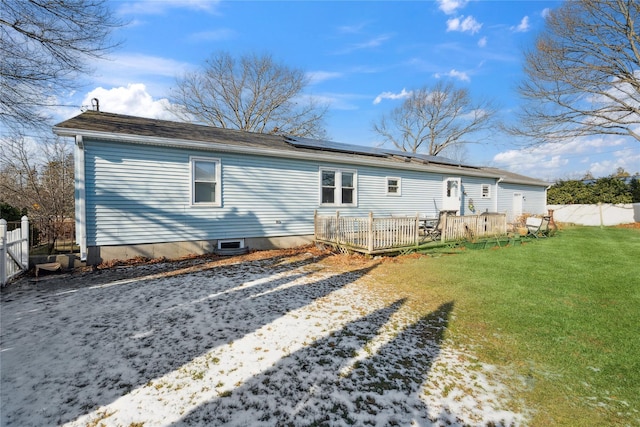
1 216 29 286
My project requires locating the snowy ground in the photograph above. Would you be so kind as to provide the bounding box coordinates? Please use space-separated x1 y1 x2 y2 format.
1 248 525 426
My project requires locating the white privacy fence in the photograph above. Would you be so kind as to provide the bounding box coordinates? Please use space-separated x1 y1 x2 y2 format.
547 203 640 226
1 216 29 286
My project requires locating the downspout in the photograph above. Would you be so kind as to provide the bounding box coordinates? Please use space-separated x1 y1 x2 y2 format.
496 177 504 213
75 135 87 261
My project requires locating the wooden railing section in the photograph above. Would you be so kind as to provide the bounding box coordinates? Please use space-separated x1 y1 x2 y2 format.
441 214 507 241
314 211 507 254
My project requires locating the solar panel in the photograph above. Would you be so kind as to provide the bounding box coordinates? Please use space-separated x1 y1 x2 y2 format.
286 136 476 167
287 136 388 157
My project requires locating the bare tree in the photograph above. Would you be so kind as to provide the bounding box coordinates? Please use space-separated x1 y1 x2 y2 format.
372 81 498 156
0 0 121 130
169 52 328 138
0 131 74 253
511 0 640 144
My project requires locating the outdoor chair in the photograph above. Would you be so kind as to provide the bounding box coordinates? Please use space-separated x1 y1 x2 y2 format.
423 210 457 241
525 216 550 238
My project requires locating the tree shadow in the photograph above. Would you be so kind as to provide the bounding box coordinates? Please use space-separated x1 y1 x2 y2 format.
0 253 377 426
171 301 455 426
5 246 328 294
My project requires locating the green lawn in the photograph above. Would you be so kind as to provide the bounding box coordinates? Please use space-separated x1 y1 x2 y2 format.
373 226 640 426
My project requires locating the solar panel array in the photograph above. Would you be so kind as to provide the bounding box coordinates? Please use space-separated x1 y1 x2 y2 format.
286 136 474 168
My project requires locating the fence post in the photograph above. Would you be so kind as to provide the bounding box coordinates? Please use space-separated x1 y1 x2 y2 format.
335 211 340 244
441 213 449 242
415 212 420 245
1 219 6 286
21 216 29 269
314 210 318 241
368 212 374 253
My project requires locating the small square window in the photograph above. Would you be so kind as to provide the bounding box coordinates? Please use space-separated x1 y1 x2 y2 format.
386 177 401 196
481 184 491 198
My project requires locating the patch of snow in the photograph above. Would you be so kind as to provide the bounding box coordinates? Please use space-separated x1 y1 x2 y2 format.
1 251 526 426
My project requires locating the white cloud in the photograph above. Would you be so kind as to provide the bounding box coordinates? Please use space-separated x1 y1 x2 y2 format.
307 71 343 85
478 37 487 48
311 93 361 111
437 0 468 15
354 34 393 49
591 146 640 175
117 0 220 15
446 16 482 35
492 135 637 179
541 8 551 19
188 28 236 42
81 84 178 120
373 88 412 105
337 22 368 34
334 34 393 55
435 69 470 82
89 53 193 95
94 53 192 83
512 16 530 32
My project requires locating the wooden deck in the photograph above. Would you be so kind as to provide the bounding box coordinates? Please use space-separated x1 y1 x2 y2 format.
314 211 508 254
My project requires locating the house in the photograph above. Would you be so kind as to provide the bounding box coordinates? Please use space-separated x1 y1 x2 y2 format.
53 111 549 264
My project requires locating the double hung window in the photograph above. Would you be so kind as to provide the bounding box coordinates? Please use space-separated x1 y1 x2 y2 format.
320 168 357 206
386 177 401 196
191 157 221 206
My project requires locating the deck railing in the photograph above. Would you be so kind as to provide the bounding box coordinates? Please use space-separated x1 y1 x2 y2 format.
314 211 420 254
441 214 507 241
314 211 507 254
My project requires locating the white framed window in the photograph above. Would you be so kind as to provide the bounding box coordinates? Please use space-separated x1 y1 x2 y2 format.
190 156 221 206
386 177 401 196
481 184 491 199
320 168 357 206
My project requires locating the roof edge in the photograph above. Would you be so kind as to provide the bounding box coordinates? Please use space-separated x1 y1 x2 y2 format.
53 126 508 180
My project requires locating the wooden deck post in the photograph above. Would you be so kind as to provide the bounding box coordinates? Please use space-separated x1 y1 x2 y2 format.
441 212 449 242
313 210 318 241
368 212 374 253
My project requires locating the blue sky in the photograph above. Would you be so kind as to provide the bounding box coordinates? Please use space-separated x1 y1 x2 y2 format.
57 0 639 181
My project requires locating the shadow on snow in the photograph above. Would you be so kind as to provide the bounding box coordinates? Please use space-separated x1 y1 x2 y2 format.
171 301 455 426
0 251 377 426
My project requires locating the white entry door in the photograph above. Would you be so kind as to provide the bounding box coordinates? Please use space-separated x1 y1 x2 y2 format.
442 177 461 213
512 192 523 220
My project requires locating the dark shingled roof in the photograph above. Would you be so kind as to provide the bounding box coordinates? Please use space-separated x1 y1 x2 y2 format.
54 111 550 186
54 110 295 151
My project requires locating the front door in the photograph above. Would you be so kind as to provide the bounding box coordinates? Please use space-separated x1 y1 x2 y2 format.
442 177 461 213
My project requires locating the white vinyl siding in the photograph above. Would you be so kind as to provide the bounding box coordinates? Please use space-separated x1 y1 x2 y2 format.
80 138 548 247
497 183 548 221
